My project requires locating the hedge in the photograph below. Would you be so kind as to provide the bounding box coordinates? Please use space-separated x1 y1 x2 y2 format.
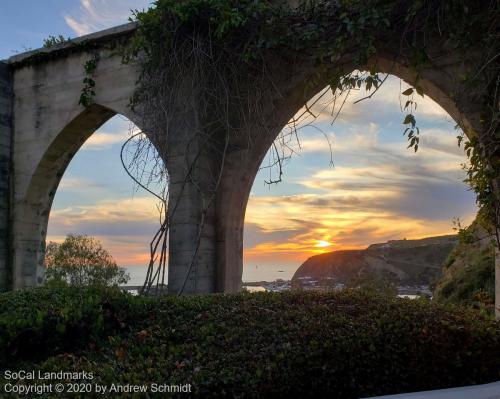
1 287 499 398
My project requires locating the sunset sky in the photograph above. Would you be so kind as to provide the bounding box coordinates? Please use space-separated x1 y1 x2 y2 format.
0 1 477 281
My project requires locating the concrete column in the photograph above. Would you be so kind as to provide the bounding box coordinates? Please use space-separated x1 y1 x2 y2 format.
0 62 12 292
492 180 500 320
213 124 288 293
165 131 220 295
496 244 499 319
214 149 254 293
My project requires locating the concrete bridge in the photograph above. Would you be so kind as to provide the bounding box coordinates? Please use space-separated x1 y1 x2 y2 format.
0 22 497 308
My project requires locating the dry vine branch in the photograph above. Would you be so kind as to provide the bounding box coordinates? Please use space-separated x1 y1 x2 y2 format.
120 126 169 296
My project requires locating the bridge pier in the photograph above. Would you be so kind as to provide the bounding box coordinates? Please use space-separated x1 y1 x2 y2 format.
497 246 500 319
166 151 219 295
0 62 12 292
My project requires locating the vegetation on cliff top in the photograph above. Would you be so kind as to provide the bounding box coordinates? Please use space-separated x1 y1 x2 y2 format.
292 235 458 287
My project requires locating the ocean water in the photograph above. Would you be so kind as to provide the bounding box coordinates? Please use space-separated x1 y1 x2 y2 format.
123 263 299 286
123 266 161 286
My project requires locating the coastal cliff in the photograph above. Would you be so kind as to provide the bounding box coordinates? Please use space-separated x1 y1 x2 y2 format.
292 235 458 286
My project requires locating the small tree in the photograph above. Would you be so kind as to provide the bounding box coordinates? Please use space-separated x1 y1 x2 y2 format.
45 234 130 287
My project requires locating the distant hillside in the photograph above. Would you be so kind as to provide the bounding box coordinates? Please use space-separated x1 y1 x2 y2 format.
292 235 458 286
434 219 495 306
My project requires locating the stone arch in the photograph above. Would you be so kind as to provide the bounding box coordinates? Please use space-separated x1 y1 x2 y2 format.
215 52 482 293
10 103 150 288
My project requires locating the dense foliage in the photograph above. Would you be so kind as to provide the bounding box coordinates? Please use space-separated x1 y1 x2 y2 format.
434 218 496 312
45 235 129 287
42 35 69 48
1 287 499 398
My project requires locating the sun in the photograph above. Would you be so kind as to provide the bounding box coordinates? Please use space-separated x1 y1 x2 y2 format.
314 240 333 248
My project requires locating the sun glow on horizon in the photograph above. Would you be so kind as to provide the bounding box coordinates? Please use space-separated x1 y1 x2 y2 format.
315 240 333 248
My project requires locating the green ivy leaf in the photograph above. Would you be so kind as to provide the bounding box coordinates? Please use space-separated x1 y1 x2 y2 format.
402 114 415 125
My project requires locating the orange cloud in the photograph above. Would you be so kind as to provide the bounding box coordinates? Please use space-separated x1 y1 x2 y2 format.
48 196 163 266
244 186 476 266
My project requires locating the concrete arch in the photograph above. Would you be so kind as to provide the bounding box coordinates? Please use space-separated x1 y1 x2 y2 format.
6 25 144 288
10 103 149 288
2 24 220 294
214 52 484 293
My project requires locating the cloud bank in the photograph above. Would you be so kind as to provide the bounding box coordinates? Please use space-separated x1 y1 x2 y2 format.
64 0 151 36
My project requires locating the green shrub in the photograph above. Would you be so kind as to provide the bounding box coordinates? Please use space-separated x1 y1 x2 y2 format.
0 286 133 363
345 270 398 297
1 288 499 398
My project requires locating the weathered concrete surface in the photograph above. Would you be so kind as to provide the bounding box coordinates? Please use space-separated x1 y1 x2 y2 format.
0 62 12 292
7 22 138 65
7 24 141 289
367 380 500 399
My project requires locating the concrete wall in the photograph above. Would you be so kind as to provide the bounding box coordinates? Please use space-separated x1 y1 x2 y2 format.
0 62 12 292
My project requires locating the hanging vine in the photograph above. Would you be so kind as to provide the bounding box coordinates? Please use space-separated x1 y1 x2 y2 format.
78 54 99 107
